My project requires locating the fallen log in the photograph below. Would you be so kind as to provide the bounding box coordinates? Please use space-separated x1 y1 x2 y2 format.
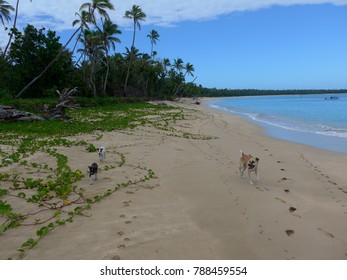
0 105 45 121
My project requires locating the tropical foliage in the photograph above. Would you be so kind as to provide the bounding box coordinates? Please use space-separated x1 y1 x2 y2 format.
0 0 198 100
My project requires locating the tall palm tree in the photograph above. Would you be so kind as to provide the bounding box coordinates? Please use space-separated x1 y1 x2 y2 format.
0 0 13 26
0 0 15 57
123 4 146 95
15 0 113 98
3 0 32 58
84 29 103 97
79 0 114 24
0 0 14 27
98 19 121 95
71 10 91 53
147 29 159 59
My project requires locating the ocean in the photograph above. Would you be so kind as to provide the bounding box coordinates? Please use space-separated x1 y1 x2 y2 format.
206 93 347 154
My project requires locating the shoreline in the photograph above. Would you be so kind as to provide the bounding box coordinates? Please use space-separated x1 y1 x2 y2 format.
1 99 347 260
204 96 347 154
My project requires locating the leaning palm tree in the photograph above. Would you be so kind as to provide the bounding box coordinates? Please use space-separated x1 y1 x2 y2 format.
147 29 159 59
71 10 91 53
15 0 113 98
2 0 31 58
123 4 146 96
98 19 121 95
0 0 13 27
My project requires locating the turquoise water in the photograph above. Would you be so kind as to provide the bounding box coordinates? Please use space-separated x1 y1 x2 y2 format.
206 94 347 154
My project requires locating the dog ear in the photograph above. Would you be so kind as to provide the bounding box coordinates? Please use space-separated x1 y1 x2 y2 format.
256 158 259 162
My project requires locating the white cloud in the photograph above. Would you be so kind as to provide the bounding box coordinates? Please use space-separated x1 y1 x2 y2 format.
1 0 347 46
4 0 347 29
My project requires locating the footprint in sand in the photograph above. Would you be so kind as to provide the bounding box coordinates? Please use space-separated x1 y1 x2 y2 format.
125 220 132 224
285 230 295 237
317 228 334 238
284 189 290 193
117 231 124 236
278 177 290 183
338 187 347 194
117 244 125 248
276 197 286 204
289 207 297 213
123 200 132 207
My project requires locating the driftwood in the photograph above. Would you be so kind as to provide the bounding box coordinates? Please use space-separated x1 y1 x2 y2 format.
1 88 79 122
45 87 79 120
0 105 45 121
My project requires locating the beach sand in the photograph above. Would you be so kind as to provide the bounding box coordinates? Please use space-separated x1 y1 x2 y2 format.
1 99 347 260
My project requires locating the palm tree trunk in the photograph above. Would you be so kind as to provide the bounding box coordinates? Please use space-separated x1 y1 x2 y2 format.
123 55 132 97
2 0 20 58
123 20 137 97
90 53 97 97
15 25 82 98
103 50 109 96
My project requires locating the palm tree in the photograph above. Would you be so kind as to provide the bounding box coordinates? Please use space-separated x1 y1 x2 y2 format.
184 62 195 78
15 0 114 98
173 60 195 98
79 0 114 24
173 58 184 74
0 0 15 57
123 4 146 96
71 10 92 53
161 58 171 77
147 29 159 59
0 0 14 27
3 0 32 58
123 46 141 61
85 29 103 97
98 19 121 95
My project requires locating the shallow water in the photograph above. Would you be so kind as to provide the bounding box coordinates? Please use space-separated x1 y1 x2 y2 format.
206 94 347 154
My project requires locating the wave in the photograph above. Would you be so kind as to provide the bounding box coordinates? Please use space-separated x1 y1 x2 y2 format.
208 103 347 139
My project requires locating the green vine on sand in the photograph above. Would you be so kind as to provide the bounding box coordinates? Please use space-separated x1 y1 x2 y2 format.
0 103 216 259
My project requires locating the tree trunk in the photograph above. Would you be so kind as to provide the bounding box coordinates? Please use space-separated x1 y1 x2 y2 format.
103 49 109 96
15 25 82 98
2 0 20 59
123 21 137 97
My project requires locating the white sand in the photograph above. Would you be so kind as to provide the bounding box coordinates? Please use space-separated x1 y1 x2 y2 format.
1 99 346 260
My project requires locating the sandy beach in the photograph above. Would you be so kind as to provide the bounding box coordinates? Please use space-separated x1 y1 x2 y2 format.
1 99 347 260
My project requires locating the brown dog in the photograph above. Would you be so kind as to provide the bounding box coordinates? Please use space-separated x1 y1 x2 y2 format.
239 150 259 185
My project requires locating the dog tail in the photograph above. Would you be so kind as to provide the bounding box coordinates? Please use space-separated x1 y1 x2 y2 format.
240 149 244 156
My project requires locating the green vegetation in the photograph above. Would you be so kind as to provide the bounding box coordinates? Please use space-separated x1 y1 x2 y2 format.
0 100 215 259
0 0 197 100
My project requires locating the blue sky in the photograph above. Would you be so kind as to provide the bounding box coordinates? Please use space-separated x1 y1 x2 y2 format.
2 0 347 90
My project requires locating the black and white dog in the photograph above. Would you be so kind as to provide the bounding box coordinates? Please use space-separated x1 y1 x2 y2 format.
98 147 106 163
88 162 98 184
